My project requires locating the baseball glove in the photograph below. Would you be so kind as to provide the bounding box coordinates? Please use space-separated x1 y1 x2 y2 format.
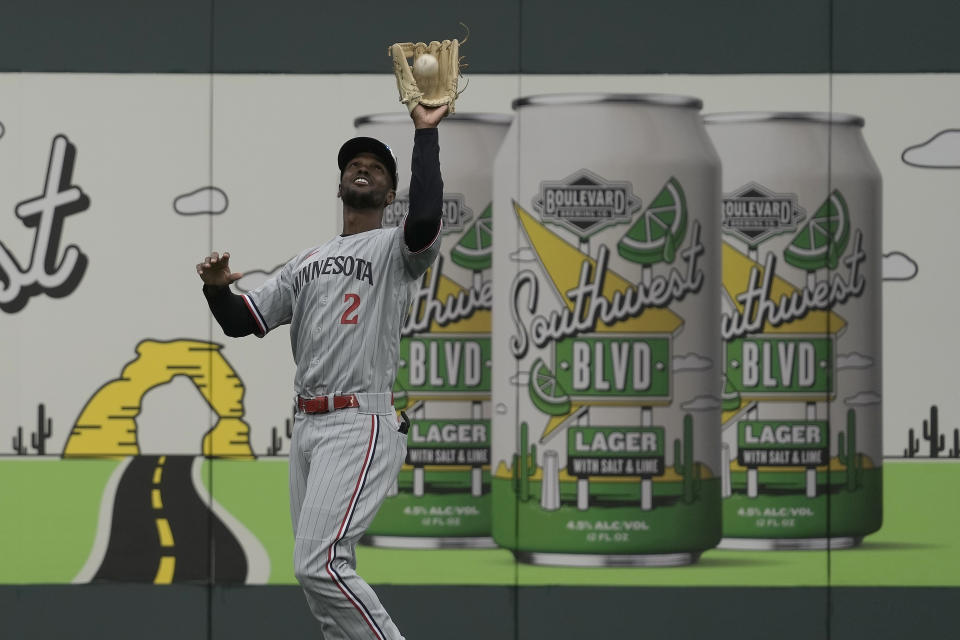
388 36 466 114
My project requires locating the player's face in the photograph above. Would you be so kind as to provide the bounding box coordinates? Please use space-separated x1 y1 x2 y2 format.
338 152 396 210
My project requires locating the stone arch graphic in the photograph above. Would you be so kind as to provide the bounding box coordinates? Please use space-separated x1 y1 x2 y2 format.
63 339 254 458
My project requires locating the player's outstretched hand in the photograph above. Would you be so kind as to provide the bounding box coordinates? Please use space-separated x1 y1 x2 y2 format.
196 251 243 287
411 103 448 129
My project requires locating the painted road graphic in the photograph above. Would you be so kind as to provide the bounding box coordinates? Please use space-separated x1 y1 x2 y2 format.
93 455 246 583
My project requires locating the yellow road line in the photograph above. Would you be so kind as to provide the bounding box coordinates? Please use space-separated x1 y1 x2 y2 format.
154 556 175 584
151 489 163 510
155 518 174 548
158 455 166 465
153 467 163 485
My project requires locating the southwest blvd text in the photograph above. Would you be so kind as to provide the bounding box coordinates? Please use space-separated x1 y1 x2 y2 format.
509 222 705 357
403 255 491 336
721 231 866 341
0 135 90 313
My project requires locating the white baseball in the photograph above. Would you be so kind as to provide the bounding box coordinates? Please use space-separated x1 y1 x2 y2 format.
413 53 439 80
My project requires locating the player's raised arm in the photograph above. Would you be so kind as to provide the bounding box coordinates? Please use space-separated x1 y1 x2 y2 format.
403 104 446 253
196 251 258 338
411 103 448 130
197 251 242 287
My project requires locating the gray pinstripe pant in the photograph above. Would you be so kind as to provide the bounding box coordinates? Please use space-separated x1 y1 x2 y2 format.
290 407 407 640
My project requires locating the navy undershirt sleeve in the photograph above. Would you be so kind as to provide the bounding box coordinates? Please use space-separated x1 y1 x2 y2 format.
203 284 257 337
404 127 443 252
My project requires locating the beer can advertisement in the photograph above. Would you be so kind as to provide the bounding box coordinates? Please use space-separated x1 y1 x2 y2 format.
3 20 960 637
354 114 511 547
705 113 883 548
491 94 723 565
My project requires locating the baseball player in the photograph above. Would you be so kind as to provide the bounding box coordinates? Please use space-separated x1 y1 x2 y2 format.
196 103 447 639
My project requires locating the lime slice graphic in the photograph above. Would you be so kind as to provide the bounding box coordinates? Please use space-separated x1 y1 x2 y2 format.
721 375 741 412
528 358 571 416
784 190 850 271
618 177 687 264
450 203 493 271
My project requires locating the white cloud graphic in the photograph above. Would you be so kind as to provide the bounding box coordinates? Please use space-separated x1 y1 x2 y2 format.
174 186 229 215
902 129 960 168
883 252 918 281
681 395 722 411
234 262 286 293
673 353 713 372
510 247 537 262
844 391 881 407
837 352 874 369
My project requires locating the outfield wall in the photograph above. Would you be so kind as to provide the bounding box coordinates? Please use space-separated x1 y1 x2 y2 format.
1 2 958 638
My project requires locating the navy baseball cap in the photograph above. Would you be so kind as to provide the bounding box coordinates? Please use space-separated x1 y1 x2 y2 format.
338 137 399 188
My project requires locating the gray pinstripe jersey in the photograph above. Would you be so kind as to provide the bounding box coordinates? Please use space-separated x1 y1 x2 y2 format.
243 224 440 398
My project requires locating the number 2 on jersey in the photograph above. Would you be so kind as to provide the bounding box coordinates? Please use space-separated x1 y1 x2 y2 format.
340 293 361 324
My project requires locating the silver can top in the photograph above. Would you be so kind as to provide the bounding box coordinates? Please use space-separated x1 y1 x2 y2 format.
354 113 513 127
703 112 865 127
512 93 703 110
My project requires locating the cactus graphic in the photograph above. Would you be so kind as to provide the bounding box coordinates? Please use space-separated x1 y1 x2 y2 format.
30 404 52 455
673 414 701 505
949 429 960 459
903 428 920 458
837 409 864 491
923 405 945 457
512 422 537 502
267 426 282 456
12 426 27 455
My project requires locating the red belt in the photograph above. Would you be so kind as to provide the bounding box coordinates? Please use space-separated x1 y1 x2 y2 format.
297 394 359 414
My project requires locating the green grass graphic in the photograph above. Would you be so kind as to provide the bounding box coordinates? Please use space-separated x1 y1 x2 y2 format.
0 459 121 583
1 459 957 586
